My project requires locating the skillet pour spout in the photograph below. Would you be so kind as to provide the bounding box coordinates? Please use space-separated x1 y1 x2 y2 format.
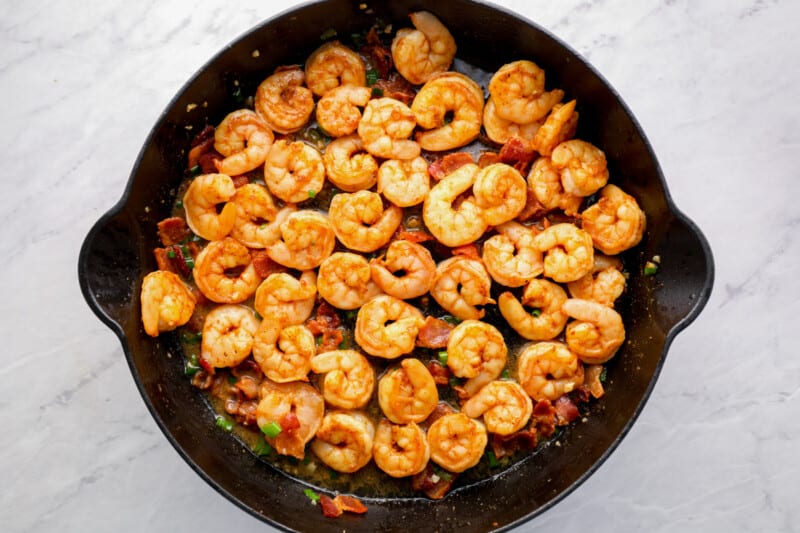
78 0 714 531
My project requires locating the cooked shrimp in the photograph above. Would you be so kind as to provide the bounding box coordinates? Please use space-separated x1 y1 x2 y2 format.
567 255 626 307
377 156 430 207
252 322 315 382
230 184 294 249
527 157 583 215
373 420 430 478
304 41 366 97
323 135 379 192
182 173 237 241
200 304 259 368
411 72 484 151
254 270 317 327
473 163 528 225
328 190 403 253
315 85 372 137
317 252 382 310
551 139 609 197
193 237 260 303
422 163 487 247
370 240 436 300
358 97 420 159
254 67 314 134
427 413 487 473
533 223 594 283
354 295 424 359
140 270 195 337
256 380 324 459
581 184 646 255
213 109 274 175
263 140 325 203
310 350 375 410
311 410 375 473
430 256 494 321
391 11 456 85
498 278 568 340
531 100 578 157
461 380 533 435
481 221 543 287
517 341 584 401
482 96 542 146
488 60 564 124
562 298 625 364
377 358 438 424
446 319 507 397
266 210 336 270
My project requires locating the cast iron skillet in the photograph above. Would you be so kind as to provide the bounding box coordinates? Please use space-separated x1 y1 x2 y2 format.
78 0 714 530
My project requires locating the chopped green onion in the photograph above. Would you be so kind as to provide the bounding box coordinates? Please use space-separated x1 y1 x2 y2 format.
328 469 340 480
449 376 462 389
184 355 200 376
644 261 658 276
599 367 608 382
182 331 202 343
486 450 501 468
167 250 176 259
254 311 263 321
501 368 510 379
175 200 183 209
304 488 321 504
232 86 243 104
338 339 349 350
253 438 272 456
351 31 366 48
530 308 542 318
184 256 195 270
371 87 383 97
215 415 234 432
227 375 238 385
261 421 282 439
438 351 448 365
366 69 379 86
320 28 337 40
433 465 452 481
442 315 461 325
307 189 317 199
315 335 323 346
189 164 201 176
345 309 358 321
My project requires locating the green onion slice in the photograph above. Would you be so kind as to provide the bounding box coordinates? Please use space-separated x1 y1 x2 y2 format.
261 421 282 439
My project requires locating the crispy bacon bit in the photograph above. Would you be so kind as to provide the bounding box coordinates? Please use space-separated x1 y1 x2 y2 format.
531 399 556 438
280 411 301 434
191 369 214 390
234 375 259 400
251 250 287 278
373 73 416 105
187 125 216 169
198 151 223 174
157 217 190 246
426 360 451 385
499 136 536 174
416 316 454 349
317 329 343 353
411 463 457 499
333 495 367 514
153 247 178 274
553 395 581 426
320 495 342 518
306 302 343 353
427 402 455 426
363 27 393 78
189 285 209 307
451 243 480 259
477 151 502 168
490 429 538 459
395 228 435 243
309 301 341 329
235 400 258 426
230 174 250 188
571 386 592 404
429 152 475 180
516 188 550 222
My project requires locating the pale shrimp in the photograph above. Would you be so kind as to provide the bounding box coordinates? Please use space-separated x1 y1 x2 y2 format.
310 350 375 410
311 410 375 473
230 184 294 249
391 11 456 85
481 221 543 287
581 184 646 255
497 278 568 341
304 41 366 97
140 270 196 337
252 322 315 383
517 341 584 401
562 298 625 364
482 96 542 146
254 270 317 327
315 85 372 137
531 100 578 157
377 358 438 424
357 97 420 159
411 72 484 151
256 380 324 460
551 139 609 197
254 66 314 134
317 252 382 310
430 256 494 321
182 173 237 241
446 319 507 397
193 237 260 303
422 163 488 247
263 140 325 203
323 135 378 192
354 295 424 359
461 380 533 436
473 163 528 226
488 60 564 124
370 240 436 300
266 210 336 270
567 255 626 307
328 190 403 253
533 223 594 283
527 157 583 215
200 304 260 368
373 419 430 478
427 413 487 473
377 156 430 207
213 109 274 175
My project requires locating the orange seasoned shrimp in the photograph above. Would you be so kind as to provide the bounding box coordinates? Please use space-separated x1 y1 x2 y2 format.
252 322 315 383
531 100 578 157
263 140 325 203
311 410 375 473
182 173 237 241
377 358 438 424
200 304 259 368
140 270 195 337
488 60 564 124
427 413 487 473
266 210 336 270
527 157 583 215
422 163 487 247
317 252 382 310
254 67 314 134
482 221 543 287
328 190 403 253
315 85 372 138
229 184 294 249
213 109 274 175
323 135 379 192
193 237 260 303
354 295 424 359
533 223 594 283
254 270 317 327
482 96 542 145
567 255 626 307
373 420 430 478
446 319 507 397
551 139 609 197
581 184 646 255
430 256 494 321
412 72 484 151
461 380 533 436
304 41 366 97
358 97 420 159
377 156 430 207
257 380 324 460
517 341 584 401
310 350 375 410
370 240 436 300
391 11 456 85
562 298 625 364
473 163 528 225
498 278 568 341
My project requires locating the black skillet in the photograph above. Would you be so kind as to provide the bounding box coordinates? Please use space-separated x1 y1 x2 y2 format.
77 0 714 530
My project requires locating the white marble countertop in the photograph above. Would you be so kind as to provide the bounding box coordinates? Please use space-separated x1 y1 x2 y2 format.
2 0 798 531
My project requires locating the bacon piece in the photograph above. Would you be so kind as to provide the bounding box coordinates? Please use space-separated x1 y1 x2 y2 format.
516 188 550 222
395 228 435 244
451 243 480 259
426 402 455 426
332 495 367 514
157 217 190 246
531 399 556 438
198 151 224 175
306 302 343 353
426 360 451 385
490 429 538 459
187 125 216 169
280 411 301 434
234 375 259 400
320 495 342 518
251 250 287 278
230 174 250 188
477 151 502 168
308 301 341 330
429 152 475 181
363 27 393 78
373 73 416 105
499 136 536 175
571 386 592 404
411 463 457 499
153 247 179 274
416 316 454 349
554 395 581 426
191 370 214 390
236 400 258 426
